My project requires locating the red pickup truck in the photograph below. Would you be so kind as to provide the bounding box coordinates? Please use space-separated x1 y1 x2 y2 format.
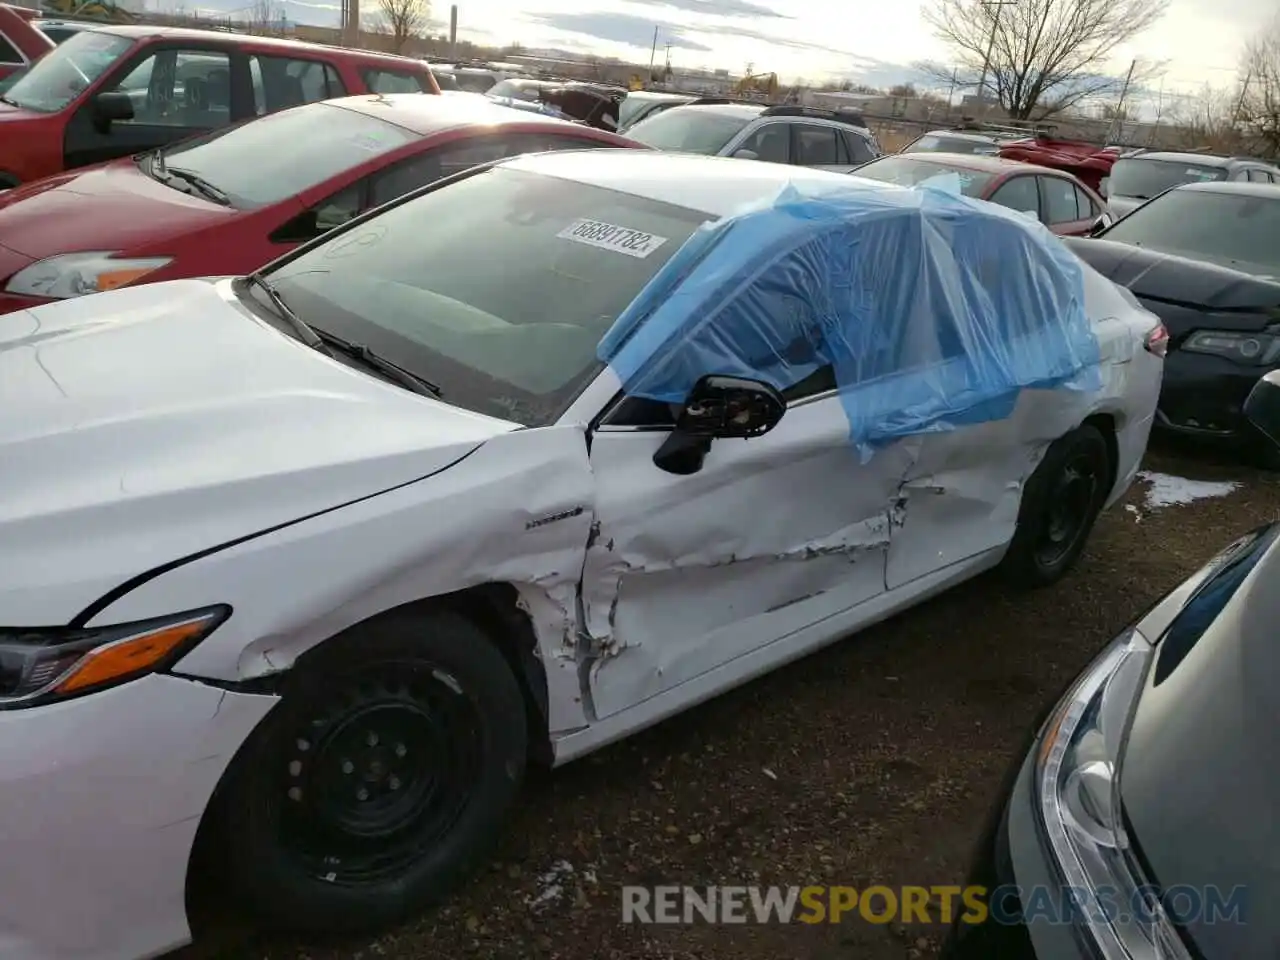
0 4 53 83
0 22 442 187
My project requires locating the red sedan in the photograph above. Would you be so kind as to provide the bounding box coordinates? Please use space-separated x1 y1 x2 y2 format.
0 94 644 315
849 151 1113 236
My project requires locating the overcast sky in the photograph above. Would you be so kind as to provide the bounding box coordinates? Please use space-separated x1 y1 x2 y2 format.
436 0 1267 95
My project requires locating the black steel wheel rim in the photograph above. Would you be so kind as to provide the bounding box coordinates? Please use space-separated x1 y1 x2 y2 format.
1035 452 1101 568
273 659 484 884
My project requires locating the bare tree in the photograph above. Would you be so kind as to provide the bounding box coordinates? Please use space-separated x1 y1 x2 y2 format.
920 0 1168 119
245 0 284 35
1162 84 1247 153
374 0 429 54
1238 20 1280 157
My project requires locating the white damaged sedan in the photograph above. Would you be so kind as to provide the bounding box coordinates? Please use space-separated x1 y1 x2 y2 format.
0 151 1164 958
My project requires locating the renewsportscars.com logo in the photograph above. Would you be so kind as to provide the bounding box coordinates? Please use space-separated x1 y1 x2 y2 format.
621 884 1248 926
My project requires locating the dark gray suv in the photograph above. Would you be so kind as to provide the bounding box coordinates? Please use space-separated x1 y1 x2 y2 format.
1105 150 1280 218
624 100 882 172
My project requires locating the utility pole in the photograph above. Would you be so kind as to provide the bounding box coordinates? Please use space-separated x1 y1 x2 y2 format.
947 66 958 110
1234 69 1252 122
975 0 1016 112
1107 58 1136 144
648 26 659 79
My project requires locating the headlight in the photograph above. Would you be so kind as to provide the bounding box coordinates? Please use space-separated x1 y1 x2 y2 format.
1181 330 1280 365
4 252 174 299
1035 627 1192 959
0 606 227 708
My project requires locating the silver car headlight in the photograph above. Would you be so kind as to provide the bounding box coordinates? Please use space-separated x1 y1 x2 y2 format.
1035 626 1192 959
5 252 173 299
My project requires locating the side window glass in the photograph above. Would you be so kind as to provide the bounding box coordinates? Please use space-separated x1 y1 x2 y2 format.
362 68 426 93
251 55 345 115
313 182 362 233
1041 176 1081 223
833 130 849 164
370 152 443 207
843 130 876 164
793 124 840 165
781 366 837 402
107 49 231 127
0 33 22 65
1074 184 1098 219
735 124 788 163
988 176 1040 220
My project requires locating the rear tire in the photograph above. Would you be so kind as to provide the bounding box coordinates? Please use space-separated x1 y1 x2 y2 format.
218 609 527 935
1001 424 1110 589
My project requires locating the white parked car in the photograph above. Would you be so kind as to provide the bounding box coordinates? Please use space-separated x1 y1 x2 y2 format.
0 151 1164 959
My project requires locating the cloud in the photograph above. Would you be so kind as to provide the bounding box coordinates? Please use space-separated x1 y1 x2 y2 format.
688 21 862 58
523 11 714 51
623 0 791 20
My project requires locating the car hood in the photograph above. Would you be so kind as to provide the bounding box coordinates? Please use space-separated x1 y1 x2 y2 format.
0 161 235 257
1062 236 1280 337
1121 524 1280 960
0 278 518 624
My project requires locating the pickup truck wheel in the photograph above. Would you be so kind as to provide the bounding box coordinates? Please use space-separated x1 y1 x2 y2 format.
219 609 527 935
1001 424 1110 588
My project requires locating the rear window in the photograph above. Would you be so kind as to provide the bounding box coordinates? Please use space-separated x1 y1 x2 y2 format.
1100 189 1280 278
626 106 754 155
3 29 132 112
0 32 21 64
362 68 428 94
152 101 417 208
1108 157 1227 200
849 155 996 197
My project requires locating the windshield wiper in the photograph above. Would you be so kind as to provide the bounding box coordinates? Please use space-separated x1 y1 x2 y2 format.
314 329 443 399
244 272 330 354
0 96 19 107
164 166 230 206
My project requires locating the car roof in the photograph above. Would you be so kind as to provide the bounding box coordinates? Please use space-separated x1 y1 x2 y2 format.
326 92 612 136
921 130 999 143
1124 151 1235 166
664 101 768 120
1177 180 1280 197
498 149 896 217
89 23 425 64
626 90 696 102
881 151 1064 177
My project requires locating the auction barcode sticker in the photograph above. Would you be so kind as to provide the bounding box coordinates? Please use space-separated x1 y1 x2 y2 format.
557 219 668 258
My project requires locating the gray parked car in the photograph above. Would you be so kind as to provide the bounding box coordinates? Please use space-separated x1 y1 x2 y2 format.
1104 151 1280 218
624 100 882 171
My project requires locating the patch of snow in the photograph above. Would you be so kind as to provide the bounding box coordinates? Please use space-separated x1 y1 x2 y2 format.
1137 471 1240 510
526 859 574 912
1124 504 1142 522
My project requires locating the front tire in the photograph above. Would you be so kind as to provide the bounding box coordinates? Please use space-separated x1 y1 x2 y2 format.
1001 424 1110 588
219 609 527 935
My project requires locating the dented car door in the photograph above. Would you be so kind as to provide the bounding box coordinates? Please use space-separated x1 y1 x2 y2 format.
580 385 912 721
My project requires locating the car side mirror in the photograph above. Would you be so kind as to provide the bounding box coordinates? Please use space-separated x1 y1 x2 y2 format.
1089 214 1113 237
1098 178 1110 198
652 374 786 475
733 148 759 160
1244 370 1280 447
91 91 134 132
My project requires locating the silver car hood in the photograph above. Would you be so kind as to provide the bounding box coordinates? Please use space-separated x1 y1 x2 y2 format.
0 278 516 623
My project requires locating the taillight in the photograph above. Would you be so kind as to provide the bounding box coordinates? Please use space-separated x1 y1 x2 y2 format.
1144 322 1169 357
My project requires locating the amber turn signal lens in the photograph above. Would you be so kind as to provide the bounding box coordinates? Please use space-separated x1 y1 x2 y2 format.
53 617 215 694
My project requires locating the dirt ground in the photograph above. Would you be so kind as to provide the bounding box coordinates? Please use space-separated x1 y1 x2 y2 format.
175 439 1280 960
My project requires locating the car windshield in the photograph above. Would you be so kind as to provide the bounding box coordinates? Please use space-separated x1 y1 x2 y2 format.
849 156 996 197
1100 189 1280 278
625 107 754 154
1108 157 1227 199
2 29 132 112
262 166 710 425
152 102 418 208
903 134 999 156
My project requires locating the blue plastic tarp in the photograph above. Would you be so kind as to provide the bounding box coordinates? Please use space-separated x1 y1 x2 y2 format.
597 179 1102 460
